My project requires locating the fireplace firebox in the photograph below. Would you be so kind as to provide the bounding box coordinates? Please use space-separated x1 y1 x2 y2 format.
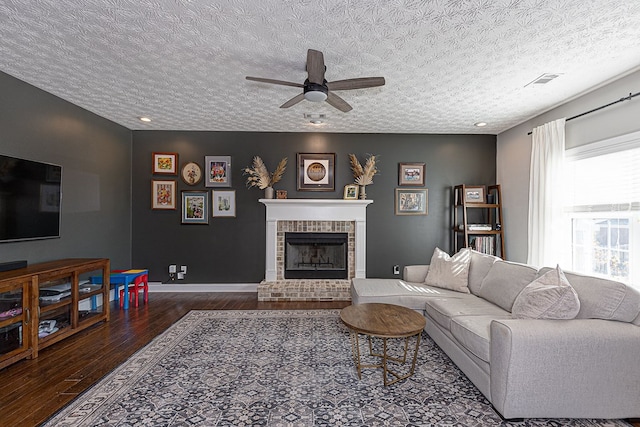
284 232 348 279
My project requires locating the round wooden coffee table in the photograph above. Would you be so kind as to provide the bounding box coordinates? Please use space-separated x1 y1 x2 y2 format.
340 303 426 386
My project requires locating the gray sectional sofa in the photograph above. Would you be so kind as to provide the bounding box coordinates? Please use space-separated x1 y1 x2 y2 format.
350 250 640 420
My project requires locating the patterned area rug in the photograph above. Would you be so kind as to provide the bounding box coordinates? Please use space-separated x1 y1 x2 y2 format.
43 310 630 426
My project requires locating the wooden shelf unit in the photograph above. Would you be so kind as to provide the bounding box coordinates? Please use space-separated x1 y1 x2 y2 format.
453 184 505 258
0 258 109 369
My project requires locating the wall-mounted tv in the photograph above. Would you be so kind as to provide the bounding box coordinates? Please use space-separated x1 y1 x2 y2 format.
0 154 62 243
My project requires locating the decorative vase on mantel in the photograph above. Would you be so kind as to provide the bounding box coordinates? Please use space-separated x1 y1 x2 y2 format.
359 185 367 200
264 187 275 199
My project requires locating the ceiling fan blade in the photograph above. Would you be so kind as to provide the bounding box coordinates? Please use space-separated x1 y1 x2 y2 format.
306 49 325 85
280 93 305 109
246 76 304 88
327 77 386 91
326 92 352 112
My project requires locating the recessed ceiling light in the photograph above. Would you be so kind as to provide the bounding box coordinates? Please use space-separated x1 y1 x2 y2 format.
474 122 487 127
139 116 152 122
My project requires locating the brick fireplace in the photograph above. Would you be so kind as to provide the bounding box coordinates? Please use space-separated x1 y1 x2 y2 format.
258 199 372 301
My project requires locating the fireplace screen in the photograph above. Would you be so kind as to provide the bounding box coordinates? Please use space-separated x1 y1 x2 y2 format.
284 232 348 279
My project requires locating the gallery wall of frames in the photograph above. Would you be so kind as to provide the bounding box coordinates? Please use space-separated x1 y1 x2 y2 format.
133 131 496 283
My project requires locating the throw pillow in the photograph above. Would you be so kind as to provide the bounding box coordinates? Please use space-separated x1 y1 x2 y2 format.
424 247 471 293
476 261 538 312
512 265 580 319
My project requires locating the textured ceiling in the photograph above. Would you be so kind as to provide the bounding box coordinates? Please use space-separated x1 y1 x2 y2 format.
1 0 640 134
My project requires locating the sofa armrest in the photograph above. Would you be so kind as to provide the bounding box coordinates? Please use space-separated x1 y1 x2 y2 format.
490 318 640 419
403 265 429 283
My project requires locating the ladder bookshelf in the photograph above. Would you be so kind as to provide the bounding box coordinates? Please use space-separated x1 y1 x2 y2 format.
452 184 505 258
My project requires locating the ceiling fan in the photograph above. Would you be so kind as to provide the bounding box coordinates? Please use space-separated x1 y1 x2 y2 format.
246 49 385 112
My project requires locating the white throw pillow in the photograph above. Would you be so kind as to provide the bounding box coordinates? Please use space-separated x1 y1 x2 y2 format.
512 265 581 319
424 247 471 293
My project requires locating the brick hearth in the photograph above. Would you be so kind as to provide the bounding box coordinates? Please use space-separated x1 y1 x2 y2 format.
258 220 354 301
257 279 351 302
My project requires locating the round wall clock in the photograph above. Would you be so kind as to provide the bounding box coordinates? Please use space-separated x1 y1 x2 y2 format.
181 162 203 185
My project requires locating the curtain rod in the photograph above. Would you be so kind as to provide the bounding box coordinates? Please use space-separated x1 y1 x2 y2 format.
527 91 640 135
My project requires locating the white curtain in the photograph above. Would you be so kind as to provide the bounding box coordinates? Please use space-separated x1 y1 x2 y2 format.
527 118 566 267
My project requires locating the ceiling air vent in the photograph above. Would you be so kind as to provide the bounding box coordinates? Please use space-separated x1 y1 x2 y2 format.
525 73 562 87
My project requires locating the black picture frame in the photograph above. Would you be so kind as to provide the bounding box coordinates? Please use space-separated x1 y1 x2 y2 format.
297 153 335 191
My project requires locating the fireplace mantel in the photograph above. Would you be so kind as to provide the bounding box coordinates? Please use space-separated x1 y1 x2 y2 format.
259 199 372 221
259 199 373 282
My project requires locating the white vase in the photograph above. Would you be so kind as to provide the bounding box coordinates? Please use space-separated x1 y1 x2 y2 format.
265 187 274 199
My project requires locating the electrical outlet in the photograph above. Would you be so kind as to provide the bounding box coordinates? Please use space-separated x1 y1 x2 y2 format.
393 265 400 275
180 265 187 274
169 264 177 274
177 272 185 280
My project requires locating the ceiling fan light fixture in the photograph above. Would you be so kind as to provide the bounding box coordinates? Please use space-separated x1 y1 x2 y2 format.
304 90 328 102
303 82 328 102
246 49 383 112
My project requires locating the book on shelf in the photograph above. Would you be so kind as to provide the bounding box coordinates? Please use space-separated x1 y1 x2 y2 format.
469 235 495 255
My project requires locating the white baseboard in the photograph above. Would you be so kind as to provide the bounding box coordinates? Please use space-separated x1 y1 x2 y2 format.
148 282 258 293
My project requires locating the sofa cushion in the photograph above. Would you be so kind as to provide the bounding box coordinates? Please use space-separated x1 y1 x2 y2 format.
468 250 501 295
350 278 465 311
450 315 511 363
477 261 538 312
403 265 429 283
512 265 580 319
537 267 640 322
424 247 471 293
424 295 511 331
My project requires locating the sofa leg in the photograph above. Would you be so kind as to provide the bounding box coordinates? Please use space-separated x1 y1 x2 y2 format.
492 406 524 423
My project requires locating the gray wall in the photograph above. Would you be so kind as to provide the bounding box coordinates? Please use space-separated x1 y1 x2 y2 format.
132 131 496 283
497 68 640 263
0 71 132 267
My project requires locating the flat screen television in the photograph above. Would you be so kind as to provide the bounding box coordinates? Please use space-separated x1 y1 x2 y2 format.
0 154 62 243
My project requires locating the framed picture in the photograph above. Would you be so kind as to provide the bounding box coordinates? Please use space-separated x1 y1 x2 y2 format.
204 156 232 187
399 162 425 186
151 180 177 210
181 162 203 185
464 186 485 204
395 188 428 215
181 191 209 224
212 190 236 218
297 153 335 191
152 152 178 175
343 184 359 200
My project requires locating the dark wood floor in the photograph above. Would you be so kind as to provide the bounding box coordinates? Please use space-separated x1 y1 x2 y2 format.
0 293 349 427
1 293 637 427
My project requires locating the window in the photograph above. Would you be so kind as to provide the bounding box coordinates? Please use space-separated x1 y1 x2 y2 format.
570 217 630 281
563 131 640 288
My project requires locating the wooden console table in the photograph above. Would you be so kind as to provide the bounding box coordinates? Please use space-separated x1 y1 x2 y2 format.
0 258 110 369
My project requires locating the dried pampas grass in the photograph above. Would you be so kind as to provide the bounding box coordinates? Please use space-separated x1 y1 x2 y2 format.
349 153 379 186
243 156 287 189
